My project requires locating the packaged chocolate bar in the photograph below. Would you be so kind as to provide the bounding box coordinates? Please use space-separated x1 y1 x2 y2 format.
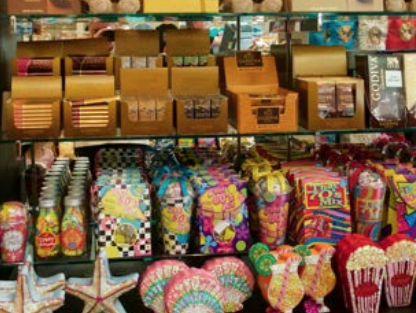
172 56 184 67
156 97 167 121
183 97 195 119
184 56 199 67
131 56 147 68
336 83 356 117
138 97 156 122
199 55 208 66
356 54 406 128
120 56 132 69
358 16 388 51
147 57 157 68
124 96 138 122
317 82 336 119
194 97 211 119
210 96 221 118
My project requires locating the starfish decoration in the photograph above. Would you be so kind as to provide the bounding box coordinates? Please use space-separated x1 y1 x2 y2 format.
0 266 65 313
65 249 139 313
0 254 65 295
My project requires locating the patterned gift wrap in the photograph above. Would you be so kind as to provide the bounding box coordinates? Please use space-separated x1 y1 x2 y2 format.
291 177 352 245
197 179 250 254
380 234 416 308
96 184 152 258
387 174 416 239
336 235 387 313
254 172 292 250
155 174 195 255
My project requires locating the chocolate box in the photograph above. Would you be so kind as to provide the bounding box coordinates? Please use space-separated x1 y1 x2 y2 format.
120 68 174 136
285 0 347 11
296 77 365 130
293 46 365 130
115 30 163 90
6 76 62 139
63 75 116 137
356 54 407 128
143 0 218 13
221 52 298 134
165 29 216 70
171 67 228 135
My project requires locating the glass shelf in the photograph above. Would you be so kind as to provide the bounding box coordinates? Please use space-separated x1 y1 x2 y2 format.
0 251 248 268
7 11 416 22
2 126 416 145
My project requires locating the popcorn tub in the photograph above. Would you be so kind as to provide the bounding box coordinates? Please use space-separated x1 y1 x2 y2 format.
380 234 416 308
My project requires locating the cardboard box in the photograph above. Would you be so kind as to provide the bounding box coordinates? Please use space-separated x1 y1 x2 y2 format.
6 76 62 139
120 68 174 136
221 53 298 134
171 67 228 135
46 0 81 14
65 56 113 76
115 30 163 89
7 0 47 14
11 57 61 77
64 75 116 137
296 77 365 130
285 0 347 11
403 53 416 126
143 0 218 13
347 0 384 11
356 54 406 128
7 0 81 14
292 46 365 130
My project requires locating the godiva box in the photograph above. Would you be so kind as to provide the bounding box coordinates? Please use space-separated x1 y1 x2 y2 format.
63 76 116 137
115 30 163 90
221 52 298 134
65 55 113 76
11 57 61 77
5 76 62 139
293 45 365 130
120 68 173 136
356 54 406 128
143 0 218 13
285 0 347 11
171 67 228 135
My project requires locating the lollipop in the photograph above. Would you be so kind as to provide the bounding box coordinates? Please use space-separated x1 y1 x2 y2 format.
202 257 255 312
164 268 225 313
139 260 189 313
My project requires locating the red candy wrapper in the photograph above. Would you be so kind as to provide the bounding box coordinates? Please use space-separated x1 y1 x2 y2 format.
0 202 28 263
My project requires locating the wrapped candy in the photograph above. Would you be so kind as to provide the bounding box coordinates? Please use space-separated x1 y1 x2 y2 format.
254 171 292 249
202 257 254 312
298 244 336 313
249 243 304 313
336 234 386 313
164 268 225 313
0 202 28 263
139 260 189 313
379 234 416 307
350 168 386 241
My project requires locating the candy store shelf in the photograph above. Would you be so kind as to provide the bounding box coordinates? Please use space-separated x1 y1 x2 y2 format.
8 11 416 23
1 126 415 146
